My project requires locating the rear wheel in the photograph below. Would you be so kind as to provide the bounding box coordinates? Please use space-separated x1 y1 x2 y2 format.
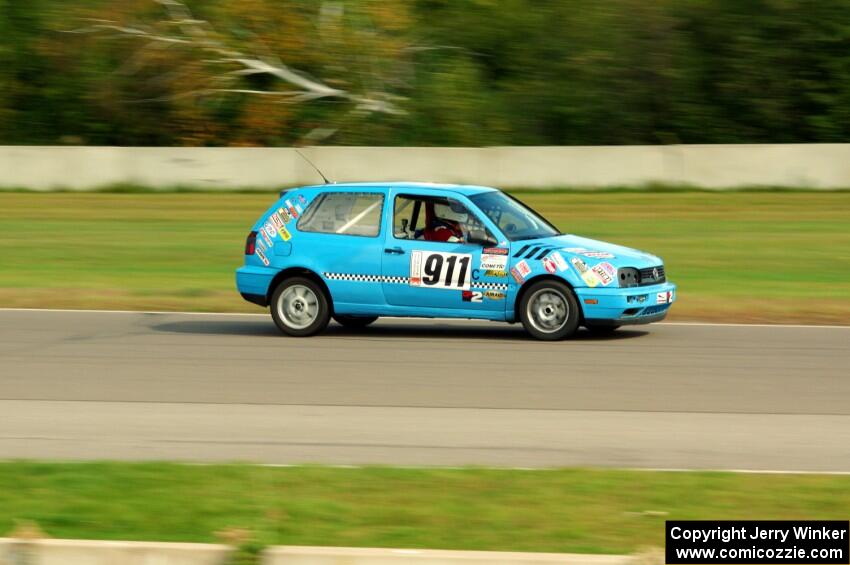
518 280 580 341
270 277 330 337
333 315 379 329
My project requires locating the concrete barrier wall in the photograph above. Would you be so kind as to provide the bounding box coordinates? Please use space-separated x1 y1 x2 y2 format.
0 538 233 565
264 546 635 565
0 539 637 565
2 144 849 190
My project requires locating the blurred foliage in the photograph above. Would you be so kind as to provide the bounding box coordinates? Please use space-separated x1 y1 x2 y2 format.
1 0 850 146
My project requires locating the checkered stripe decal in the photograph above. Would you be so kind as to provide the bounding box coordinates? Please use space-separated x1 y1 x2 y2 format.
325 273 508 290
472 282 510 291
324 272 409 284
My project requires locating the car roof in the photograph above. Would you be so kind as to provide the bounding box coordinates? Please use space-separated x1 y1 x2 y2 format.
290 182 500 197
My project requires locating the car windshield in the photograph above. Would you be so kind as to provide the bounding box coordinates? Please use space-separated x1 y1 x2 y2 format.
468 191 560 241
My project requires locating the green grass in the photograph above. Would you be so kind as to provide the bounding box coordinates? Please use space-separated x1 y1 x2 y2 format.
1 463 849 553
1 190 848 322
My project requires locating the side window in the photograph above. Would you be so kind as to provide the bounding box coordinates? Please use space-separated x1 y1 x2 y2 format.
297 192 384 237
393 195 493 244
393 195 420 239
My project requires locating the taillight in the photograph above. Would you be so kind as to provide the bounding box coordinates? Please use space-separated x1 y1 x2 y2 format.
245 231 257 255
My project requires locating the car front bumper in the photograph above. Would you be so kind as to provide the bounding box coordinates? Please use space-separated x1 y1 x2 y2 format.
576 281 676 326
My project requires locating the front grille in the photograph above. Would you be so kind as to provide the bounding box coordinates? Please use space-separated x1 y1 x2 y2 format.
638 265 666 286
639 304 670 316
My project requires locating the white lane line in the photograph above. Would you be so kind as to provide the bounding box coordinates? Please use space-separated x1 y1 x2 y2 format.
28 460 850 475
659 321 850 329
0 307 266 317
631 467 850 476
0 308 848 329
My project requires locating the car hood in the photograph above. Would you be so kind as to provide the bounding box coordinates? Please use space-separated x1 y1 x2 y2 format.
512 234 663 269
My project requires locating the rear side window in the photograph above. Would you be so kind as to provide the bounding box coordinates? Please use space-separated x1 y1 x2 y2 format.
297 192 384 237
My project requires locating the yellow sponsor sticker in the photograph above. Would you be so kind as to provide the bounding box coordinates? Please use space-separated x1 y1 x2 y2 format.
484 290 506 300
580 270 599 288
278 225 291 241
484 270 509 278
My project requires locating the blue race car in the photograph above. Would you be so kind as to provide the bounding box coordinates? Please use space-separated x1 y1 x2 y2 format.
236 182 675 340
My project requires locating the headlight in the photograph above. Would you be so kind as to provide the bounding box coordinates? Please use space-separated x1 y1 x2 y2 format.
618 267 640 287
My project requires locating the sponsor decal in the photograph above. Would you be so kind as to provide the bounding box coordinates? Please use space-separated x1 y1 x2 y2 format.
583 251 615 259
480 249 508 271
409 251 422 285
473 269 510 281
484 290 506 301
264 222 277 241
656 291 674 304
571 257 599 288
564 247 615 259
256 238 267 253
259 226 273 247
278 207 291 224
542 256 557 274
409 250 472 290
271 213 283 229
295 203 304 215
462 290 484 303
549 251 569 272
580 271 599 287
591 262 616 286
510 267 524 284
515 259 532 278
298 194 307 204
278 224 292 242
285 199 299 219
255 248 270 266
570 256 589 273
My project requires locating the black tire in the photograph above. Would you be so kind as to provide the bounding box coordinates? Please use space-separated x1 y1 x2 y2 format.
269 276 331 337
585 324 621 336
518 280 580 341
333 315 379 329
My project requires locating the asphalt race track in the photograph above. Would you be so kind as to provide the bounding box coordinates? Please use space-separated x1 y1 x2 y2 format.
1 309 848 471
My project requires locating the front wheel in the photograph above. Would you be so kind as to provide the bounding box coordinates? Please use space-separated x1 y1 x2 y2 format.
270 277 331 337
518 280 580 341
333 315 379 329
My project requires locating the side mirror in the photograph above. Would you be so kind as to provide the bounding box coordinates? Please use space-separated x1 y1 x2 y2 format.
468 229 497 247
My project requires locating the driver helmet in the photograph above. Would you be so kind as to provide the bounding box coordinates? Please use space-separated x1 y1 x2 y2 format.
434 201 469 226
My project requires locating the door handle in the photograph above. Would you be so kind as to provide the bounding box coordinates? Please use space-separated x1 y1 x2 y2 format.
384 247 405 255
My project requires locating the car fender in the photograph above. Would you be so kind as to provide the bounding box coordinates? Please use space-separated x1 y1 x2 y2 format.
506 250 585 322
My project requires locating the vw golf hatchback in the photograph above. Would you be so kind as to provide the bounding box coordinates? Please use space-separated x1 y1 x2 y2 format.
236 183 675 340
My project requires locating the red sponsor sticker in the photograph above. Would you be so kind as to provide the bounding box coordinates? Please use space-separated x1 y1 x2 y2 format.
510 267 524 284
483 247 508 255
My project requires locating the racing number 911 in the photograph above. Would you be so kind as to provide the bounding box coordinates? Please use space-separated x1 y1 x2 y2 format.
410 251 472 290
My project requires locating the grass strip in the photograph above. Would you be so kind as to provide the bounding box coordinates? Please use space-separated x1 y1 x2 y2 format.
2 463 850 554
1 191 848 323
